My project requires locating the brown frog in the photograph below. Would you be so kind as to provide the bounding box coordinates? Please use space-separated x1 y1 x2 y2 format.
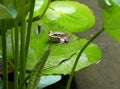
49 31 71 43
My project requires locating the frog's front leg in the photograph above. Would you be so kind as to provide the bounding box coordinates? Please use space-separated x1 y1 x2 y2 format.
59 38 65 44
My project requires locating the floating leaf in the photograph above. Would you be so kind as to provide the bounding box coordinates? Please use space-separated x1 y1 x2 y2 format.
2 23 101 75
99 0 120 42
37 75 61 89
42 39 101 75
26 29 80 70
23 28 101 73
39 1 95 32
43 33 81 69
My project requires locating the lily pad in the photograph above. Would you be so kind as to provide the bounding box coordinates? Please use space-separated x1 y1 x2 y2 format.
43 33 80 69
2 22 101 74
100 0 120 42
39 1 95 32
42 39 101 75
26 29 80 70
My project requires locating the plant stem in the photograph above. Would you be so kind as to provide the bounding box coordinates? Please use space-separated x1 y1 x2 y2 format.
0 1 8 89
13 1 19 88
20 0 26 88
1 20 8 89
20 17 26 89
32 0 51 22
25 0 36 61
14 18 19 89
66 28 104 89
11 28 15 59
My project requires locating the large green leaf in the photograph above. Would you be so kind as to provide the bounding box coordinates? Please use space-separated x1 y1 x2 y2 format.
2 23 101 76
26 29 80 70
0 4 16 19
1 0 32 19
99 0 120 42
44 34 80 69
39 1 95 32
0 23 48 70
0 0 34 30
38 75 61 89
42 39 101 75
2 22 101 75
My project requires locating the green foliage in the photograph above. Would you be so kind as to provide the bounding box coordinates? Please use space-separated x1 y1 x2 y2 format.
100 0 120 42
33 0 49 17
43 39 101 75
1 0 120 88
2 23 101 74
0 78 2 89
0 36 1 55
0 4 16 19
43 33 80 70
28 1 99 77
27 47 50 89
26 23 48 70
39 1 95 32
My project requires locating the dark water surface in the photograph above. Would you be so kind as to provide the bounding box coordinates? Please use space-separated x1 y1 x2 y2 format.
75 0 120 89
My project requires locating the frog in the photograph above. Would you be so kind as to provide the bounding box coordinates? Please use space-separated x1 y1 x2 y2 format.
48 31 71 44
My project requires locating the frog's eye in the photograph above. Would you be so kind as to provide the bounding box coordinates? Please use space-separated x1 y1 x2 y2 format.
53 34 58 36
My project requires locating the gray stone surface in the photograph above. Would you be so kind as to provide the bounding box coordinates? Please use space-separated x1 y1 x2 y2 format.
75 0 120 89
